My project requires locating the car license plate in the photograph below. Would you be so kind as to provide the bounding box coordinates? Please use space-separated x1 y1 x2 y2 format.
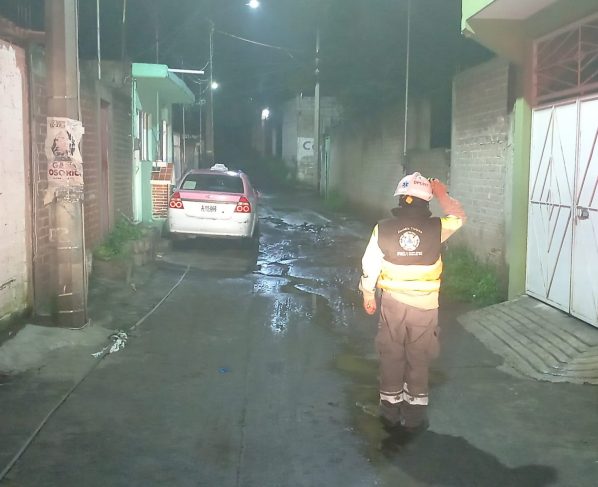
201 204 217 213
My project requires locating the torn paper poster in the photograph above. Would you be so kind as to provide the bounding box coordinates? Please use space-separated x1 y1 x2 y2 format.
44 117 85 204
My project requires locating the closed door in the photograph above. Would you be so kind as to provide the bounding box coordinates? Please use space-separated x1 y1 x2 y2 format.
527 98 598 328
527 102 577 312
571 97 598 326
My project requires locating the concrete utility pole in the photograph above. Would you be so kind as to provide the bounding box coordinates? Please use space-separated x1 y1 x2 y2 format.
403 0 412 159
205 22 215 165
45 0 87 327
314 26 321 194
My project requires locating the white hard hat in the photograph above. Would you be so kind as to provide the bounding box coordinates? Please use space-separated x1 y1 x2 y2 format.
394 172 433 201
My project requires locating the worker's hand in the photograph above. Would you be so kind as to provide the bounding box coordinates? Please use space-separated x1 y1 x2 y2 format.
363 294 377 315
430 179 449 198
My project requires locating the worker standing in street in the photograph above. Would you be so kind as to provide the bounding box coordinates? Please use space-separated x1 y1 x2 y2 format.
359 172 466 434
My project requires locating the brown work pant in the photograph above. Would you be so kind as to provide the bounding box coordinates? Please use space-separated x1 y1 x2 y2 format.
375 292 439 427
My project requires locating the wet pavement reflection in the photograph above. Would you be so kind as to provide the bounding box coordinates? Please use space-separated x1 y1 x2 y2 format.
150 192 564 487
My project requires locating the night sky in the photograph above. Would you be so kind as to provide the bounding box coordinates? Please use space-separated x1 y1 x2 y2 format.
1 0 491 154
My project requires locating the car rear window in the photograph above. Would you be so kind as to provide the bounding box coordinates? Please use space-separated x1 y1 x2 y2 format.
181 173 245 193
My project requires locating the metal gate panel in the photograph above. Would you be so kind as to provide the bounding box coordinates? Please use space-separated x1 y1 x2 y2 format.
527 103 577 311
571 97 598 327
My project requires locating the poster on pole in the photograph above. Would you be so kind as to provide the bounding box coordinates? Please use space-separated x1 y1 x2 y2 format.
44 117 85 202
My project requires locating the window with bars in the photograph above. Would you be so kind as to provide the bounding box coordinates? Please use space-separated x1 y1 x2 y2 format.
534 15 598 104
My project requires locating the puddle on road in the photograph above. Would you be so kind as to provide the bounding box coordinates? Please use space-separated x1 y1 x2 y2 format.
261 216 328 236
331 335 531 486
272 207 301 213
254 262 290 278
261 216 292 229
252 270 337 336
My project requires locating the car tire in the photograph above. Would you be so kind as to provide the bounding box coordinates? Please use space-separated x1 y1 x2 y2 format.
245 222 260 250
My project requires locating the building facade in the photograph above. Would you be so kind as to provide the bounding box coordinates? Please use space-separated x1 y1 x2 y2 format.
131 63 195 222
460 0 598 327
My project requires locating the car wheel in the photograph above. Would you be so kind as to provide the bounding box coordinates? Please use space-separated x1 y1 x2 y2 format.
244 222 260 250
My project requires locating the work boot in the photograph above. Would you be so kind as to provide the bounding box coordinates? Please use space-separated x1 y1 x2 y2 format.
379 400 402 431
401 403 428 430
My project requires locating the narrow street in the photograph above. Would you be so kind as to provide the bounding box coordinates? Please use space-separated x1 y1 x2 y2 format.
1 191 597 486
2 191 378 486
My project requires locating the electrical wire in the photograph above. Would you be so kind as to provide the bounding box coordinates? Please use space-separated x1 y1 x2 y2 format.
215 29 298 58
0 266 191 482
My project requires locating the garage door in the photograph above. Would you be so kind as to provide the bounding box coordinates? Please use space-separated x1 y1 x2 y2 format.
527 98 598 328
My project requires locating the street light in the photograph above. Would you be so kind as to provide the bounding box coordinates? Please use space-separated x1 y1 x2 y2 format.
261 108 270 121
247 0 260 9
211 81 220 90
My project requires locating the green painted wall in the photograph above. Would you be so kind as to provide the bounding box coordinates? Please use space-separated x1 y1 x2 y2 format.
508 98 532 299
461 0 495 32
141 161 153 223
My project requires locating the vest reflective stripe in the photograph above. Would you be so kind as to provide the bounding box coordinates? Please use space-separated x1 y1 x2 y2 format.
403 388 429 406
380 392 403 404
377 258 443 294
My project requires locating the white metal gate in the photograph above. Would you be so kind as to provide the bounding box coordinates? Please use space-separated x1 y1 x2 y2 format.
571 98 598 326
527 98 598 327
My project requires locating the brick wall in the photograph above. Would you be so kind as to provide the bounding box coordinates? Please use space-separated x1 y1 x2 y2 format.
451 58 512 266
29 45 55 316
80 82 102 250
151 183 170 219
111 93 133 219
151 164 173 219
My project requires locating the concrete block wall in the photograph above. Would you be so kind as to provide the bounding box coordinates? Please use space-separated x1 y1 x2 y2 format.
296 98 316 185
328 108 405 218
282 98 299 172
281 96 343 188
451 58 512 266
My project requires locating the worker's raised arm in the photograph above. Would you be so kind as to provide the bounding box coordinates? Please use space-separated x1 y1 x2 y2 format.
430 179 466 242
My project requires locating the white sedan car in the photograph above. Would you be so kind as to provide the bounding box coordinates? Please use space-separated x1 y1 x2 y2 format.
168 164 259 241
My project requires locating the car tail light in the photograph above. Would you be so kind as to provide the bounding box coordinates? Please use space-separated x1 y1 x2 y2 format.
234 196 252 213
169 191 184 209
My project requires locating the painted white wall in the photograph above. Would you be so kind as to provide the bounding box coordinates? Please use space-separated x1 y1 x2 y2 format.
0 43 29 319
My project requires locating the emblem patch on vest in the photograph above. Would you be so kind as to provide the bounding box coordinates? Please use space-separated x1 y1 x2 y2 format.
397 228 424 257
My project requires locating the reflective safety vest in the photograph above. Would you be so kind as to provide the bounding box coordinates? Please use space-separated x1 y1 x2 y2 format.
359 213 464 310
377 216 443 296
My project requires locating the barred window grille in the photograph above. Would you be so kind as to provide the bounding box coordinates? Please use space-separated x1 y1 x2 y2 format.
535 15 598 103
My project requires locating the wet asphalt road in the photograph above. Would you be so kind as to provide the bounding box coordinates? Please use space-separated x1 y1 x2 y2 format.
2 191 597 486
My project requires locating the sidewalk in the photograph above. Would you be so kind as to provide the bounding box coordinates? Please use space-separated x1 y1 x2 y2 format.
0 265 187 479
459 296 598 384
